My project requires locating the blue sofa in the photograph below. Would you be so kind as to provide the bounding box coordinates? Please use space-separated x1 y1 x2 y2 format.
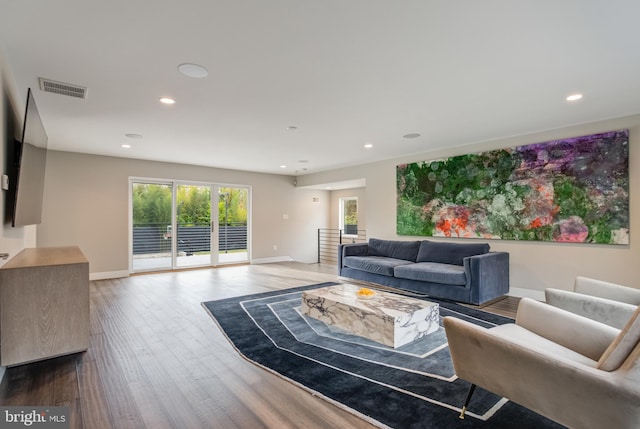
338 238 509 305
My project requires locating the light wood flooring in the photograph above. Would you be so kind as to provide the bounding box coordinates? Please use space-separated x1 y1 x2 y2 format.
0 262 518 428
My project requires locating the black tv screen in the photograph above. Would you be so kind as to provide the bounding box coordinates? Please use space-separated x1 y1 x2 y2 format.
12 88 48 227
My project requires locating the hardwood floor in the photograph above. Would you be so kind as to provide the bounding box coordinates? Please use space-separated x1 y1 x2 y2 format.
0 262 517 428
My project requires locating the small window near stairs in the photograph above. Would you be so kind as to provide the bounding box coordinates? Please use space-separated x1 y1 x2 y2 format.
339 197 358 236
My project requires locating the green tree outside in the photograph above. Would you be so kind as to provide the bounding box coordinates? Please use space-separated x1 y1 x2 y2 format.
132 183 248 226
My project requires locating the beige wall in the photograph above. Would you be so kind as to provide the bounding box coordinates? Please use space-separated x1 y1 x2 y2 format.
38 151 330 276
299 114 640 297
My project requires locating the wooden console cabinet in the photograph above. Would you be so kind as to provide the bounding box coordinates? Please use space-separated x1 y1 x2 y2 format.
0 246 89 367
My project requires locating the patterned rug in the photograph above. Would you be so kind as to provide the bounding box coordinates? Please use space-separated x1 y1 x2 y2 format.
202 282 564 429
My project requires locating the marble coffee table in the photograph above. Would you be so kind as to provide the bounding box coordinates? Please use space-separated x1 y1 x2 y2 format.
301 284 439 348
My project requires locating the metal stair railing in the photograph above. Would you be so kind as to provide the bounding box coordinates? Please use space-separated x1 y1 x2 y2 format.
317 228 367 264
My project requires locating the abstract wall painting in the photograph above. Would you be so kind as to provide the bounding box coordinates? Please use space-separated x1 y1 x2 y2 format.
396 130 629 245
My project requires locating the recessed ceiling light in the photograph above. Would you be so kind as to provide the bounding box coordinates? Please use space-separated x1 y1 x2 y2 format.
125 133 143 139
121 144 131 149
160 97 175 104
403 133 421 139
177 63 208 78
280 165 287 169
566 93 583 102
287 126 298 131
364 143 373 149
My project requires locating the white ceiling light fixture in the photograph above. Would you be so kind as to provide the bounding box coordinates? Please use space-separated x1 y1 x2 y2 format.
403 133 421 139
566 93 583 102
160 97 176 104
178 63 209 78
121 144 131 149
364 143 373 149
280 165 287 169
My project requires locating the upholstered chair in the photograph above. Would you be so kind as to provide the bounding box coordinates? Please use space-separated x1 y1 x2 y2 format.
444 297 640 429
546 276 640 329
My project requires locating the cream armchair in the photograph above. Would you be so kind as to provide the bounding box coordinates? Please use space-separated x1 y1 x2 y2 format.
546 276 640 329
444 297 640 429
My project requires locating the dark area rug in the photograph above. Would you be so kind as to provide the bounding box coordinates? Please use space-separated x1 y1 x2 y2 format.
202 282 565 429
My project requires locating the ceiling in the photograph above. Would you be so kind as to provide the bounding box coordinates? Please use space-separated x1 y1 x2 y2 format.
1 1 640 177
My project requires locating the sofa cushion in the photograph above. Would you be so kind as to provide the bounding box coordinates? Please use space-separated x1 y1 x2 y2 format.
367 238 421 262
343 256 413 277
416 241 490 265
394 262 467 285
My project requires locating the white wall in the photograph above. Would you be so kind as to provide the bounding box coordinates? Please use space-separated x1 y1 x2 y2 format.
299 114 640 296
38 151 330 277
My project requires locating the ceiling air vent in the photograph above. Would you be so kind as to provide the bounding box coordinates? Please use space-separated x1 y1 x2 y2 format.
38 78 88 99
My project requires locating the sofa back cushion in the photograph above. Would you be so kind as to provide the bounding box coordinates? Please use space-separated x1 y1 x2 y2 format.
416 241 490 266
574 276 640 305
367 238 421 262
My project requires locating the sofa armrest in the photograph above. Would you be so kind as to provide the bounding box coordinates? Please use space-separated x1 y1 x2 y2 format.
546 288 637 329
516 297 619 361
338 243 368 268
464 251 509 305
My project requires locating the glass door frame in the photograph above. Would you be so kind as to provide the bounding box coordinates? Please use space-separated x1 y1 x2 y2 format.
214 184 251 266
129 178 174 273
129 177 251 273
175 182 214 269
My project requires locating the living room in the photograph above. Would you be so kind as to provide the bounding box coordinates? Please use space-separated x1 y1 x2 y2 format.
1 2 640 428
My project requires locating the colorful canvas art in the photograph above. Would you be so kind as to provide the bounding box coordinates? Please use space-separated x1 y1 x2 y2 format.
396 130 629 244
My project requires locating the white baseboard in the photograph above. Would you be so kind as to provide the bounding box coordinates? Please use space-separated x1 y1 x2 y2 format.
508 287 545 302
90 270 130 281
89 259 297 280
251 256 294 264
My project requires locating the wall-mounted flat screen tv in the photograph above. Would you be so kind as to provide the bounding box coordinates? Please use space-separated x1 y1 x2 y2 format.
11 88 48 227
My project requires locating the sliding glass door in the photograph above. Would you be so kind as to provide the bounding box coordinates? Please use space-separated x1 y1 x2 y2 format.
131 182 173 272
130 180 249 273
217 186 249 264
176 184 212 268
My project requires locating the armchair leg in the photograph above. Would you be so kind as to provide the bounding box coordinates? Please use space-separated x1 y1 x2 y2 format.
459 384 476 420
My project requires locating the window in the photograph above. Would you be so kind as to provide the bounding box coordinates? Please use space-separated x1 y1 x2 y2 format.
339 197 358 235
